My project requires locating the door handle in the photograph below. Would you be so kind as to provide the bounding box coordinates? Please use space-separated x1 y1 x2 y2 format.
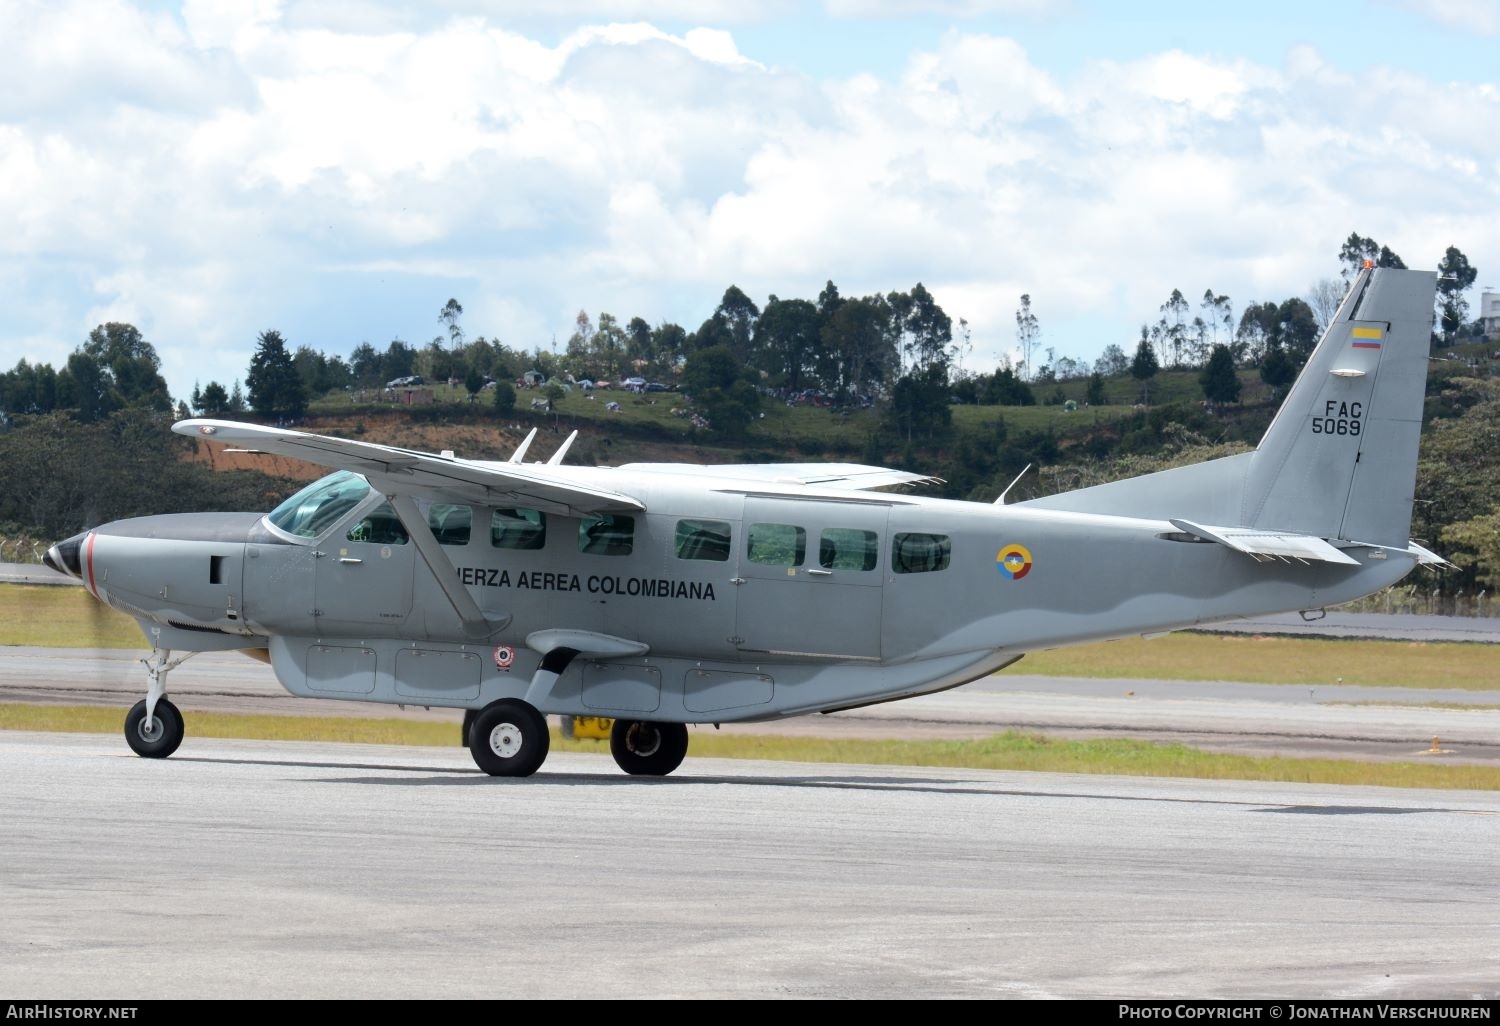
339 557 363 565
806 568 833 576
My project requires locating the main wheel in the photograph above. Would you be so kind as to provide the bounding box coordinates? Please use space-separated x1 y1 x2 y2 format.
610 720 688 776
124 698 185 759
469 699 550 777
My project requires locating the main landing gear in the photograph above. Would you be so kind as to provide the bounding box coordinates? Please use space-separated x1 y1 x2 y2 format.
463 700 691 778
124 649 191 758
610 719 689 777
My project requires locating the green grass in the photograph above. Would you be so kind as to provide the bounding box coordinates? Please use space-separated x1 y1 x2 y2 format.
0 585 146 649
1022 632 1500 691
4 703 1497 790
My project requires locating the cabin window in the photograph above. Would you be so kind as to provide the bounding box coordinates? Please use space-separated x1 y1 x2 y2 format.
267 470 370 539
819 528 878 571
579 514 635 556
675 519 732 562
491 508 546 550
892 532 951 574
746 523 806 567
346 502 409 545
428 504 472 546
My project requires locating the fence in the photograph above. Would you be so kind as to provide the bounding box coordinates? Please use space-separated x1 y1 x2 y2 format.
0 536 48 565
1341 586 1492 618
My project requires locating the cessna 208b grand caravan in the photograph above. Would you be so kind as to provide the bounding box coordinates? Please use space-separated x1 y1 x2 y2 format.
44 265 1444 778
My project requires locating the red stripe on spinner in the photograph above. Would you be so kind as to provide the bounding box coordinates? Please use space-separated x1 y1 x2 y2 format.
84 532 99 599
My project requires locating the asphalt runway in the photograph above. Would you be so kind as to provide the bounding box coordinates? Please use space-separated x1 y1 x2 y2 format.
1 731 1497 999
6 646 1500 764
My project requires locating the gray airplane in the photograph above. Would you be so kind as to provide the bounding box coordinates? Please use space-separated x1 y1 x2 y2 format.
44 264 1443 778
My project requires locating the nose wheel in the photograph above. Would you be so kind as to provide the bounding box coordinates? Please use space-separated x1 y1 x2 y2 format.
610 720 689 776
124 648 194 760
125 698 185 758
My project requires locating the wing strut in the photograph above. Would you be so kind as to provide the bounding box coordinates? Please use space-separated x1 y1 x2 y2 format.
387 494 509 641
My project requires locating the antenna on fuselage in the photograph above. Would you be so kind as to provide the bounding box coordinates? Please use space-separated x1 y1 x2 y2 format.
509 427 538 464
547 430 579 466
996 463 1032 505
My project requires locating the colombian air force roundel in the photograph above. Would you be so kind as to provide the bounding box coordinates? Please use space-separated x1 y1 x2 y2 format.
996 544 1032 580
493 645 515 670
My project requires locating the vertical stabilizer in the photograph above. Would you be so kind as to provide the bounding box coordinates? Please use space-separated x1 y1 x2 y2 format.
1241 266 1436 547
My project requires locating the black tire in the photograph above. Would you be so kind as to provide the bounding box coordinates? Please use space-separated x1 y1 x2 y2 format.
610 720 688 776
461 708 477 749
124 698 184 759
468 699 550 777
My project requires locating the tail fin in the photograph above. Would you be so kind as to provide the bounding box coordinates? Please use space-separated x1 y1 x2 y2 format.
1015 265 1436 548
1240 266 1436 547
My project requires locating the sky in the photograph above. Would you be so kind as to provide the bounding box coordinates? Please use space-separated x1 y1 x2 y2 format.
2 0 1498 405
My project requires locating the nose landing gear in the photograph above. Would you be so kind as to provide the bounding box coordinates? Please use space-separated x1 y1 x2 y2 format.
124 649 193 759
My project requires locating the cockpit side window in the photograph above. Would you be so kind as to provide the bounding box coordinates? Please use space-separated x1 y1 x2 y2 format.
266 471 371 539
347 502 409 545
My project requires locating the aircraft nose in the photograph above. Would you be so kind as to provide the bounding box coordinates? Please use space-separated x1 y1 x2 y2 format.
43 532 86 579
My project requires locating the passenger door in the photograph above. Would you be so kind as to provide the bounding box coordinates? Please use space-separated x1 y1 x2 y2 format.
734 498 888 660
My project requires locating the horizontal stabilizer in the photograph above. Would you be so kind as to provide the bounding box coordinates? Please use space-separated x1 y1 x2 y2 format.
1169 519 1360 565
1406 541 1456 569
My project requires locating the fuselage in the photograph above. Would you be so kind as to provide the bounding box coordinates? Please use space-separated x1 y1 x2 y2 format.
51 462 1418 724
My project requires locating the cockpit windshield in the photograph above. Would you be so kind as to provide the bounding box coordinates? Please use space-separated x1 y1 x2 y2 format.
265 471 371 539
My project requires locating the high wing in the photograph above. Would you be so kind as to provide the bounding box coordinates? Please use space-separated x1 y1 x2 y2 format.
173 419 644 517
616 462 942 492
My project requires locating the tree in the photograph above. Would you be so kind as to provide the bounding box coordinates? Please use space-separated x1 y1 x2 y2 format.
1305 278 1346 334
681 345 760 436
1015 295 1040 381
754 296 819 392
1276 298 1320 366
1437 245 1478 342
1130 331 1159 405
715 286 760 363
196 381 230 415
650 322 688 374
65 351 116 423
1440 506 1500 589
1339 232 1406 281
1159 289 1189 366
1097 343 1130 377
381 340 417 382
246 330 307 422
464 365 485 400
980 365 1035 406
590 312 627 380
1199 344 1241 408
626 316 654 370
492 379 516 415
83 322 172 412
890 283 952 378
439 298 464 348
1086 372 1107 406
820 296 894 395
1259 340 1295 397
883 365 951 443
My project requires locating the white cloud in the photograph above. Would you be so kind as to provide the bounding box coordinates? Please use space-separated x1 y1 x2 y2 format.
1 2 1498 407
825 0 1063 16
1394 0 1500 35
